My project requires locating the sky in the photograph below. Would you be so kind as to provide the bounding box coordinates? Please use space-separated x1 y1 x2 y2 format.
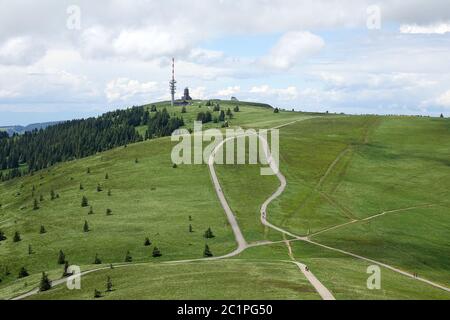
1 0 450 125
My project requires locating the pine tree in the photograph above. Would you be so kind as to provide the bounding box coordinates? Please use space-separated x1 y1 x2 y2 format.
94 254 102 264
88 206 94 215
81 196 89 207
203 244 213 257
135 158 139 164
50 189 56 200
204 227 215 239
87 167 90 174
105 173 109 179
58 250 66 264
152 247 162 258
189 224 193 233
0 230 6 241
441 113 444 118
106 209 112 216
33 198 39 210
18 267 29 278
39 225 47 234
39 272 52 292
144 237 151 246
83 220 90 232
106 276 113 292
79 183 84 190
107 189 112 196
13 231 21 242
62 261 71 277
97 184 103 192
94 289 102 298
124 251 132 262
219 110 225 122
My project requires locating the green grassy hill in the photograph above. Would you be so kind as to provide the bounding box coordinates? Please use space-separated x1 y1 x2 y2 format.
0 100 449 300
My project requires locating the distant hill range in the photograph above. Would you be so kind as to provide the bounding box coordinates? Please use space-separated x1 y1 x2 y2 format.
0 121 63 136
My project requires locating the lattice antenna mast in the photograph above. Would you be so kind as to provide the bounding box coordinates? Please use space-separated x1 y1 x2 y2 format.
169 58 177 107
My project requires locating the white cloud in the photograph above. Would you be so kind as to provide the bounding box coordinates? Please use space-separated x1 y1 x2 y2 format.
105 78 159 102
260 31 324 70
436 90 450 108
189 87 207 100
250 85 299 100
216 86 240 97
400 22 450 34
189 48 224 64
0 37 46 66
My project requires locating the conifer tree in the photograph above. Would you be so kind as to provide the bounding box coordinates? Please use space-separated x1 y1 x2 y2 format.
106 276 113 292
441 113 444 118
58 250 66 264
189 224 193 233
83 220 90 232
87 167 90 174
88 206 94 215
144 237 151 246
0 230 6 241
94 289 102 298
106 209 112 216
39 272 52 292
152 247 162 258
125 251 132 262
81 196 89 207
97 184 103 192
33 198 39 210
79 183 84 190
94 254 102 264
105 173 109 179
204 227 215 239
204 244 213 257
50 189 56 200
62 261 71 277
107 189 112 196
219 110 225 122
13 231 21 242
18 267 29 278
39 225 46 234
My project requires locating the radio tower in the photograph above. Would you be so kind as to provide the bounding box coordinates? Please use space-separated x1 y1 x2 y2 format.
169 58 176 107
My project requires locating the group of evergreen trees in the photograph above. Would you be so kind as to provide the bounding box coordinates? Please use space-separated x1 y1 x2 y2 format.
0 107 148 181
144 108 184 139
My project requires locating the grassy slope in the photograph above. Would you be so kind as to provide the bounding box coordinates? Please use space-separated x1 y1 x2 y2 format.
265 115 449 288
312 117 450 286
28 260 320 300
0 102 312 299
1 101 448 300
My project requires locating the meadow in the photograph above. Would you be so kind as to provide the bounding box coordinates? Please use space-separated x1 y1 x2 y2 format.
1 100 448 300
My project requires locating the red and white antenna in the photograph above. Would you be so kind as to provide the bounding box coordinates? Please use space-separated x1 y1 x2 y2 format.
169 58 177 106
